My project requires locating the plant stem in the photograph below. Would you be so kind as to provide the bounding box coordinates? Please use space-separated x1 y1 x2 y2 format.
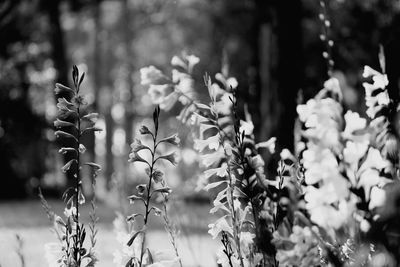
139 129 157 267
162 198 183 267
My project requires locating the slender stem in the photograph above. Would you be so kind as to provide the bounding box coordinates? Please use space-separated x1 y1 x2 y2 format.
139 129 157 267
162 198 183 267
75 98 82 264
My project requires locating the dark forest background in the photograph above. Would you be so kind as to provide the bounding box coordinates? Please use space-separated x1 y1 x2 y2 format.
1 0 400 199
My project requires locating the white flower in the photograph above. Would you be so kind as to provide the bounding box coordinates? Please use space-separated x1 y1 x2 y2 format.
171 54 200 73
359 147 388 173
302 147 339 184
360 219 371 232
255 137 276 153
369 186 386 210
177 78 194 97
200 148 225 167
204 163 228 179
239 120 254 135
297 99 316 123
226 77 238 89
363 66 388 89
280 148 295 161
194 134 220 152
240 232 255 255
208 216 233 239
343 111 366 138
140 66 167 85
211 92 233 115
159 92 179 111
358 169 381 199
362 66 390 119
343 140 369 185
186 54 200 72
215 73 238 89
171 56 186 69
305 197 354 229
148 84 173 104
323 77 342 101
64 206 77 218
363 65 382 78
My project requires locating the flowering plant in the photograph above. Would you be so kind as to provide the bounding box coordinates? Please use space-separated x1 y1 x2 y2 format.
40 66 101 267
113 106 182 267
140 50 400 266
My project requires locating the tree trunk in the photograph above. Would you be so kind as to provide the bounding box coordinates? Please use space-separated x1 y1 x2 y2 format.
123 0 134 148
274 0 303 151
44 0 77 187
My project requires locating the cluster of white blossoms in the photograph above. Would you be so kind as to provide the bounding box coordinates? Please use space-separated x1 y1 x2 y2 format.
139 51 400 266
297 78 355 230
298 72 393 233
140 53 199 119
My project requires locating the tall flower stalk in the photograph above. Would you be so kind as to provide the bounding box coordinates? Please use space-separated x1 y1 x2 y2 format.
41 65 101 267
125 106 180 267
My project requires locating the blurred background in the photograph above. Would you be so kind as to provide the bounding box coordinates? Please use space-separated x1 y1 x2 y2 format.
1 0 400 265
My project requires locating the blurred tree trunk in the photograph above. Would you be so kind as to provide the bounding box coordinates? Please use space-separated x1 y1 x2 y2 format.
104 30 114 190
123 0 134 148
84 0 103 185
44 0 77 188
274 0 303 151
251 0 303 152
249 0 277 144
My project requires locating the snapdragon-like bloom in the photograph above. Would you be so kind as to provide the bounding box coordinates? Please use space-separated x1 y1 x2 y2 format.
240 232 255 255
362 66 390 119
194 133 220 152
208 216 233 239
148 84 174 105
140 66 168 86
299 78 356 230
343 111 367 139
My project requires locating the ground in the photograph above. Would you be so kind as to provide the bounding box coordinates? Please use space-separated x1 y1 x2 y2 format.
0 200 219 267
